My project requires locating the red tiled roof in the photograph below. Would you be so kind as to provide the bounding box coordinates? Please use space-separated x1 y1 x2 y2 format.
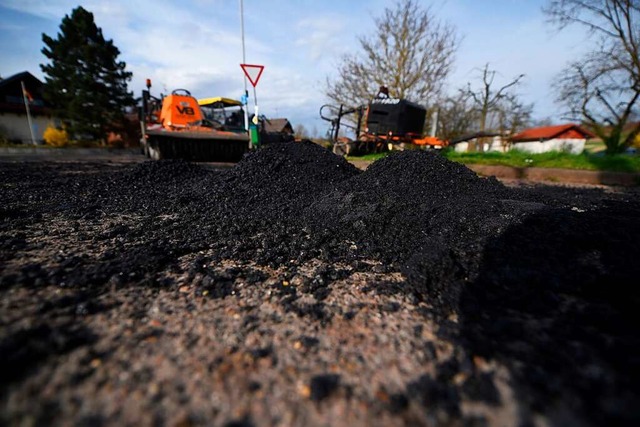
511 124 594 142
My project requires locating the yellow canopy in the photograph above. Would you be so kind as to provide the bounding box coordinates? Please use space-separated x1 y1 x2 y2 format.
198 97 243 108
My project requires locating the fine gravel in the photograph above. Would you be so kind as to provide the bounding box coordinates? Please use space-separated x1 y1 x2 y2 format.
1 141 639 426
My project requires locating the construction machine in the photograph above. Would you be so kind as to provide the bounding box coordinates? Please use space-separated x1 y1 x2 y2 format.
198 96 246 133
140 81 249 162
320 87 448 156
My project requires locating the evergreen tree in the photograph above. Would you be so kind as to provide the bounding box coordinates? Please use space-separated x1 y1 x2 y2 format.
41 6 134 141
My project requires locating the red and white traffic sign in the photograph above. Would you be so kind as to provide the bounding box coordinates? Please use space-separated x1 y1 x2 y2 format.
240 64 264 87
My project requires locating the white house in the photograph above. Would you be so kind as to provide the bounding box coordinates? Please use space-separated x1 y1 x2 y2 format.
451 131 509 153
510 124 594 154
0 71 53 144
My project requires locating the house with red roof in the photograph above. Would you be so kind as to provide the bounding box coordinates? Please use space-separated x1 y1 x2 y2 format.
510 124 594 154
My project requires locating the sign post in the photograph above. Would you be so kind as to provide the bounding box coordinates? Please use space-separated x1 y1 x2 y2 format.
240 63 264 146
240 64 264 88
239 0 249 132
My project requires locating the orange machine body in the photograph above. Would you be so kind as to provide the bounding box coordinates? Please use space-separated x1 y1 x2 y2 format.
159 94 205 129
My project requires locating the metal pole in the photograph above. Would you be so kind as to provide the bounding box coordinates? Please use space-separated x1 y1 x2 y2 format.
21 81 36 145
430 109 439 137
253 86 258 119
240 0 249 132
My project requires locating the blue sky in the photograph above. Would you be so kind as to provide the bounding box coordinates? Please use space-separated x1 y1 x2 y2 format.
0 0 589 136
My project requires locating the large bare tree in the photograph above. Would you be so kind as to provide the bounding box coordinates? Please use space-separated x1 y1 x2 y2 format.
463 64 528 151
545 0 640 153
437 87 532 147
325 0 458 114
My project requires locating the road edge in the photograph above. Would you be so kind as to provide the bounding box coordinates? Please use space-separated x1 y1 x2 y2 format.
349 160 640 187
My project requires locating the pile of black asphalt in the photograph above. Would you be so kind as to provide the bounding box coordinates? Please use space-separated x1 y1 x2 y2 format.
1 141 638 426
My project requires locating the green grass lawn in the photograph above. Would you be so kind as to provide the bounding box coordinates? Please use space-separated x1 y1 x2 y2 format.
444 150 640 173
347 149 640 173
346 152 391 161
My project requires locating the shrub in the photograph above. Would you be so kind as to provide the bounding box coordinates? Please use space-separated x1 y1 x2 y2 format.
43 125 69 147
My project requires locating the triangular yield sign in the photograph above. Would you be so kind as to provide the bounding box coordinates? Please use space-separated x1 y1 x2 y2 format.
240 64 265 87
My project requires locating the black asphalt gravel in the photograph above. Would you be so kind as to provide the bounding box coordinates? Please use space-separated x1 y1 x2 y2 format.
1 141 639 426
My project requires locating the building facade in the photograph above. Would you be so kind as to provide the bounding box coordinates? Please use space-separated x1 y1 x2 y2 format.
0 71 53 144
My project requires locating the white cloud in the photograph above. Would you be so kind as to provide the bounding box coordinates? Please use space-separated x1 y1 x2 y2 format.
294 15 349 62
0 0 75 19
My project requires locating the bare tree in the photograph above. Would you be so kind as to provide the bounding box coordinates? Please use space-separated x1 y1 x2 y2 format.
437 92 477 142
438 84 531 149
531 116 555 127
496 94 534 136
496 94 534 150
464 64 526 151
325 0 458 115
294 124 308 140
545 0 640 153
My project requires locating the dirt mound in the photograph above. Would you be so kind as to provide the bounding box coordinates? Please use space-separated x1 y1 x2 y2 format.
362 150 507 199
461 204 640 423
1 142 639 426
305 151 536 308
224 140 359 194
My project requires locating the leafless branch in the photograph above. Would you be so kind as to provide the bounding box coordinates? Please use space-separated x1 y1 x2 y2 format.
545 0 640 152
325 0 458 120
463 64 527 149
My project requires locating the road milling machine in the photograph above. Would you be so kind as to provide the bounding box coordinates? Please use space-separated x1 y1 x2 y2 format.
140 81 249 162
320 87 448 156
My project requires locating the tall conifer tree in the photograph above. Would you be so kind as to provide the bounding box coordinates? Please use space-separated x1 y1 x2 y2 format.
41 6 134 141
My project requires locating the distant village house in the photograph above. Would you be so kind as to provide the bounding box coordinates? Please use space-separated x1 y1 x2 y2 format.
263 118 293 136
453 123 594 154
510 124 594 155
452 131 508 153
261 117 295 143
0 71 53 144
